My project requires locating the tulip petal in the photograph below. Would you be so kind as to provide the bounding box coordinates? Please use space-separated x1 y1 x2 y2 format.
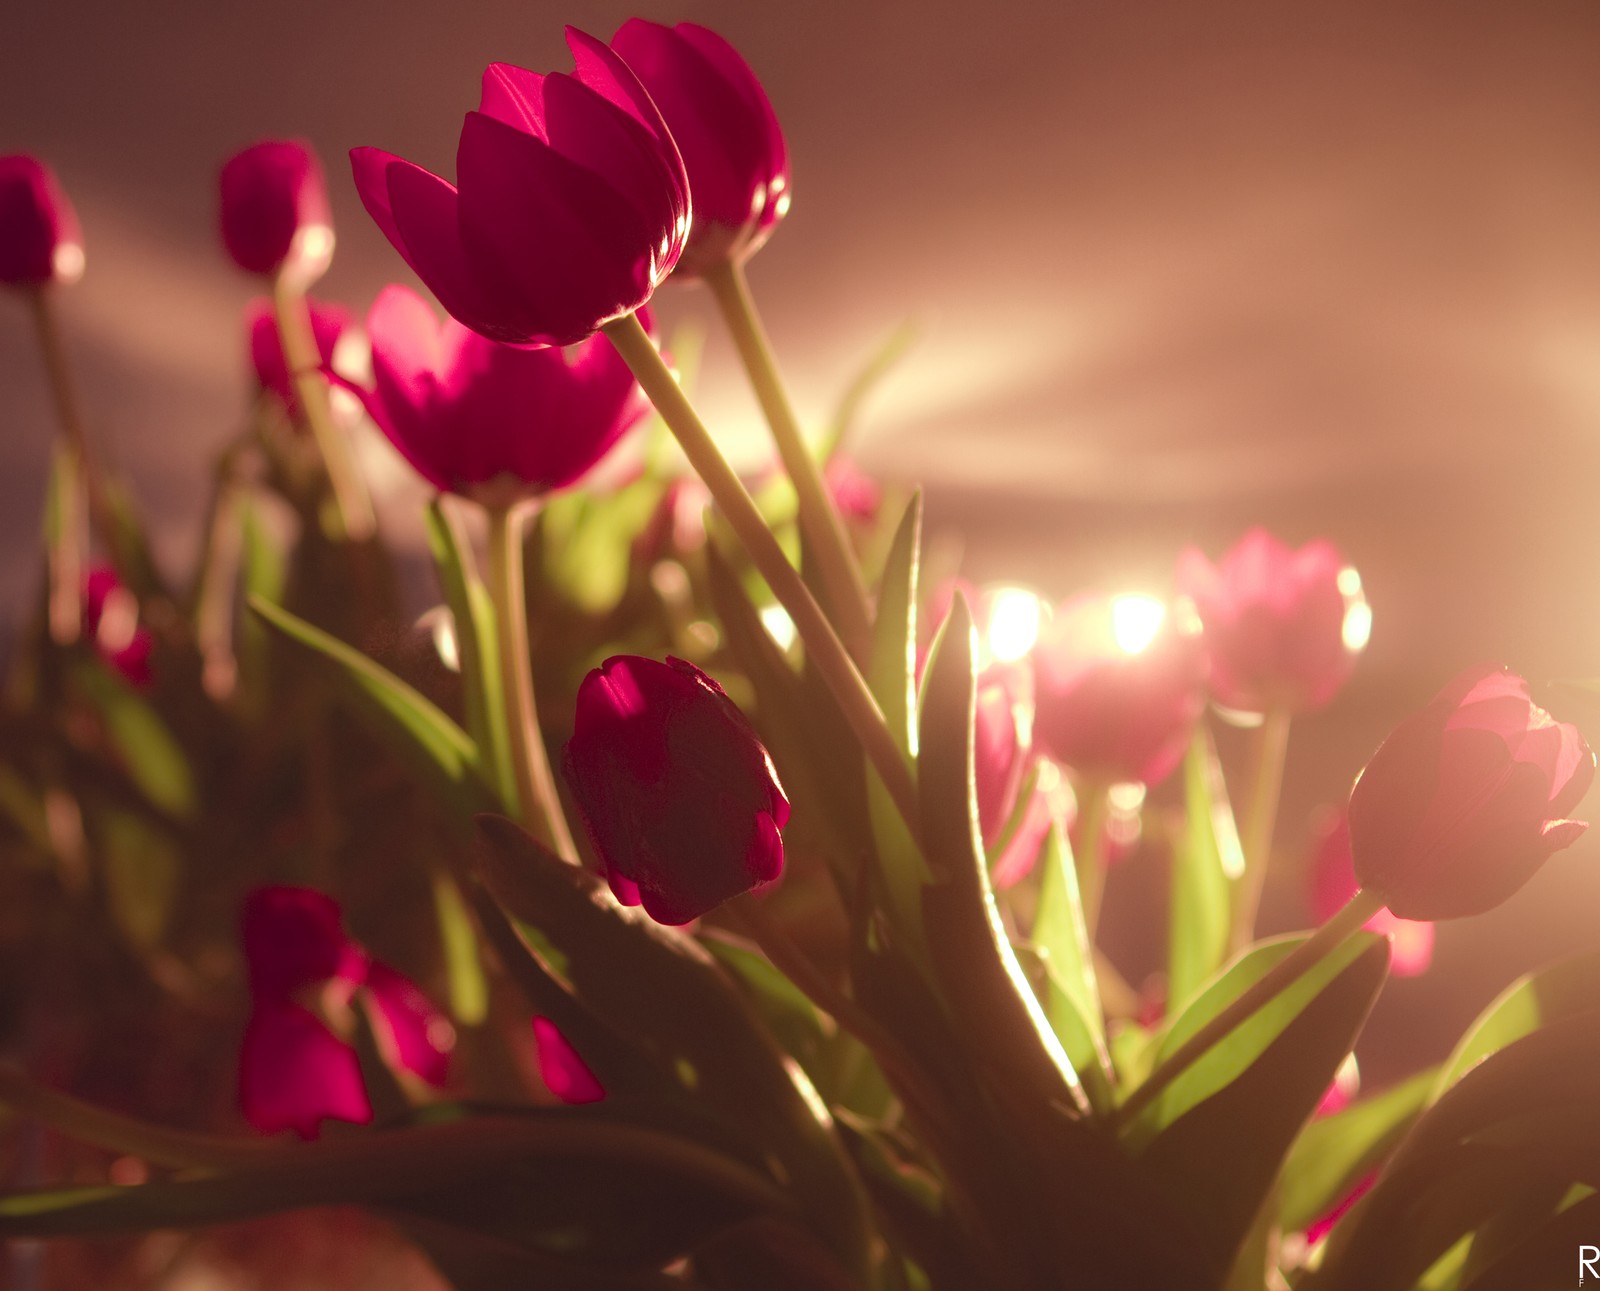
479 63 549 140
365 961 452 1088
532 1017 606 1104
239 1003 371 1139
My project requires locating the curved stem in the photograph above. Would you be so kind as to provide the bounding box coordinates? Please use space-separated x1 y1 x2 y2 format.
602 312 920 834
704 260 874 662
1230 707 1293 954
486 500 577 862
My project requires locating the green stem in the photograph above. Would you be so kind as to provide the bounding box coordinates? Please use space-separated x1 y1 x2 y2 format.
1074 781 1111 942
1115 888 1384 1130
1230 708 1293 954
704 259 874 662
271 273 375 542
486 500 576 862
602 312 920 834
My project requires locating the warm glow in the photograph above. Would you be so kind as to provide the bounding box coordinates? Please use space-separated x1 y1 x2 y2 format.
1110 594 1166 655
416 605 460 672
53 242 85 284
760 603 797 651
984 585 1043 662
1342 601 1373 653
1107 782 1146 812
96 586 139 653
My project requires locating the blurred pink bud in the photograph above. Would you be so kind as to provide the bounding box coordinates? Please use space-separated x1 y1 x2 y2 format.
532 1017 606 1104
82 564 152 688
358 285 649 505
0 155 84 288
247 296 350 421
611 20 789 275
1349 665 1593 921
1030 593 1206 787
351 29 689 347
563 656 788 924
1176 528 1368 715
1309 808 1433 976
974 662 1032 848
1305 1173 1376 1246
219 140 333 281
823 455 882 524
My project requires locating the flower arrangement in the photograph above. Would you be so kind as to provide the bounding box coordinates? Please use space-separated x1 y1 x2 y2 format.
1 18 1597 1290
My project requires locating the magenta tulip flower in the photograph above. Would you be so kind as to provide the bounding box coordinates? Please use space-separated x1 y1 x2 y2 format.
219 140 333 282
563 656 789 925
238 886 451 1138
1348 665 1594 920
610 20 789 275
350 29 688 347
247 296 350 420
358 284 648 505
532 1017 605 1105
1030 593 1207 787
1309 809 1433 976
83 565 152 689
0 155 84 288
1176 528 1370 715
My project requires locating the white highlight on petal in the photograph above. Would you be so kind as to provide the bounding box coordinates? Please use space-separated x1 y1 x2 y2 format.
984 585 1043 663
1110 593 1166 656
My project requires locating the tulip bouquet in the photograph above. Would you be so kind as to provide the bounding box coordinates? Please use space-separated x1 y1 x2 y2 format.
3 19 1600 1291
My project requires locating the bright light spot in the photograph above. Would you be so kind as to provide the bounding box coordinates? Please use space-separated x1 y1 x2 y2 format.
1331 1052 1361 1102
686 620 719 653
1336 566 1363 597
96 587 139 653
416 606 460 673
1342 601 1373 653
1107 782 1146 813
298 224 334 264
760 604 797 651
1110 594 1166 656
426 1015 457 1053
650 560 690 603
984 586 1043 662
53 242 85 284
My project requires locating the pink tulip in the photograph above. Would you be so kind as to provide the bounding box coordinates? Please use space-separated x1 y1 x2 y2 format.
219 140 332 281
357 284 648 504
83 565 152 689
563 656 788 925
238 887 451 1138
532 1017 606 1104
1176 528 1368 715
1349 665 1593 921
610 20 790 275
351 29 688 347
0 155 84 288
1309 809 1433 976
247 296 350 421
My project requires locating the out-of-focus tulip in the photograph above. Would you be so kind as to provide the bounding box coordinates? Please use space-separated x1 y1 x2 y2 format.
823 455 882 525
351 29 688 347
247 296 350 421
1030 593 1207 788
358 284 648 506
974 662 1031 848
219 140 333 282
610 20 789 275
1348 665 1593 921
563 656 788 925
0 155 84 288
239 887 451 1138
1309 808 1433 976
83 565 152 689
1176 528 1369 715
532 1017 605 1104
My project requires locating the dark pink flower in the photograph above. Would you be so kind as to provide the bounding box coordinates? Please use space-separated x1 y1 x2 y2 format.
239 886 451 1138
563 656 788 925
83 565 152 688
610 20 789 275
1309 808 1433 976
532 1017 605 1104
358 284 648 505
1176 528 1369 715
0 155 84 288
219 140 333 281
247 296 350 421
1348 665 1593 921
1030 593 1207 787
350 29 689 347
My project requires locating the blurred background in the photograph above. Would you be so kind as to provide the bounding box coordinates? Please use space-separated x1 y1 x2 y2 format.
3 0 1599 1084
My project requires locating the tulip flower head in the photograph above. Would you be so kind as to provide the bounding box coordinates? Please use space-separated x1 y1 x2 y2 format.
1348 665 1594 921
1176 528 1370 715
359 284 649 507
1030 592 1207 788
0 155 84 288
563 656 789 924
1309 807 1433 976
351 29 689 347
239 886 451 1138
219 140 333 283
247 296 351 422
83 565 152 689
610 20 790 275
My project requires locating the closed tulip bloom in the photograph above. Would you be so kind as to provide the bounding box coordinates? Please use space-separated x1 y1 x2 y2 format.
351 29 689 347
1176 528 1370 714
610 20 789 275
1348 665 1594 921
247 296 350 420
532 1017 606 1105
219 140 333 282
1031 593 1207 787
1309 808 1433 976
0 155 84 288
563 656 789 925
359 284 648 505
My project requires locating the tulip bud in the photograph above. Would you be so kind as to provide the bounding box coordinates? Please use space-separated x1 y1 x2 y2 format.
0 155 84 288
219 140 333 282
1176 528 1370 715
532 1017 606 1104
563 656 789 924
1348 665 1594 921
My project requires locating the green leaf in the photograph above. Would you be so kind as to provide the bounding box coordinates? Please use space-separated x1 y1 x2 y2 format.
248 595 489 814
1168 728 1240 1011
71 660 195 820
701 931 832 1087
99 809 182 952
539 478 662 614
431 871 488 1026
